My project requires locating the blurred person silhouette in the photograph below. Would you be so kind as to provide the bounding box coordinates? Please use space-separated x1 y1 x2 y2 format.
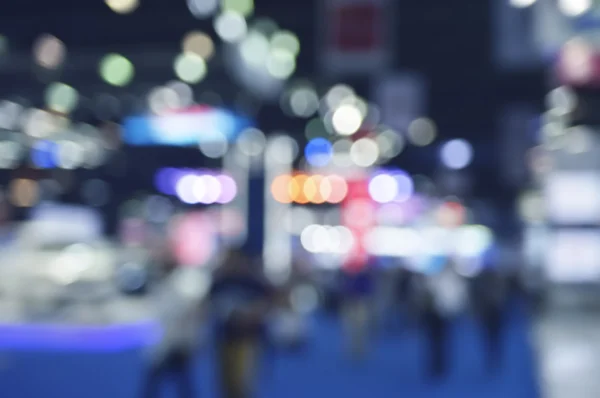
472 267 507 373
141 258 210 398
210 249 273 398
268 264 313 352
341 266 374 361
422 259 468 379
268 281 308 352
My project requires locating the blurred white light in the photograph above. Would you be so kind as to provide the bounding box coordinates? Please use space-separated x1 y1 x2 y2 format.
214 11 248 43
546 86 576 115
271 31 300 57
176 174 199 204
300 224 319 253
332 104 363 136
334 226 354 254
174 53 207 84
266 49 296 79
455 225 493 257
440 139 473 170
199 175 221 204
324 85 355 110
187 0 219 18
350 138 379 167
240 31 270 67
299 224 354 254
545 172 600 224
311 225 330 253
57 141 85 169
558 0 591 16
369 174 398 203
105 0 139 13
420 227 453 256
189 175 206 204
365 227 423 257
510 0 537 7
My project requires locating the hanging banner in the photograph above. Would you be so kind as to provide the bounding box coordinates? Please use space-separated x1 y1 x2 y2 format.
373 72 427 133
319 0 391 75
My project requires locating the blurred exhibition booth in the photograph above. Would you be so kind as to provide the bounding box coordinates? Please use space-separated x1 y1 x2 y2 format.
501 0 600 397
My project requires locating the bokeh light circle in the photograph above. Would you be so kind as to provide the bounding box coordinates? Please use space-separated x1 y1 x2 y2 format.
440 139 473 170
100 54 134 87
305 138 333 167
369 174 399 204
174 53 207 83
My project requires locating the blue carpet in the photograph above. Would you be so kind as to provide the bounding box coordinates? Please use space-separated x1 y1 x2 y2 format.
0 301 540 398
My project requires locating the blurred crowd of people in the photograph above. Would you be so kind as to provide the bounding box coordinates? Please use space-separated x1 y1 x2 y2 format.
141 243 514 398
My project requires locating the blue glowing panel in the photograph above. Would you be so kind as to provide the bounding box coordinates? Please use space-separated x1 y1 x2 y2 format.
122 106 254 146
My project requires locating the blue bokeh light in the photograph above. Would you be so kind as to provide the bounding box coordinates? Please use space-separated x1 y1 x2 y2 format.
304 138 333 167
31 141 58 169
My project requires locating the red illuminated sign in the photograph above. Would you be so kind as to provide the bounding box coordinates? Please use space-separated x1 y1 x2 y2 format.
331 4 381 52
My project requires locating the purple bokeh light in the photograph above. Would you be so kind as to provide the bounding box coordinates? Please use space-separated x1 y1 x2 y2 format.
217 175 237 204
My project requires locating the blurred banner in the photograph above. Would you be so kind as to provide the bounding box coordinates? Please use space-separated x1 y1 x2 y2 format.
373 72 426 133
319 0 391 75
122 106 253 146
545 172 600 225
546 229 600 282
492 0 540 70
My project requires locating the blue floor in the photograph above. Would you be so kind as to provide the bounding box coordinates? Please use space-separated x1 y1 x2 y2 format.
0 301 540 398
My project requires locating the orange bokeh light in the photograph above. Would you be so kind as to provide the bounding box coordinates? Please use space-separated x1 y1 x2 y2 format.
326 175 348 203
271 173 349 204
305 175 326 204
271 174 293 203
291 174 309 204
